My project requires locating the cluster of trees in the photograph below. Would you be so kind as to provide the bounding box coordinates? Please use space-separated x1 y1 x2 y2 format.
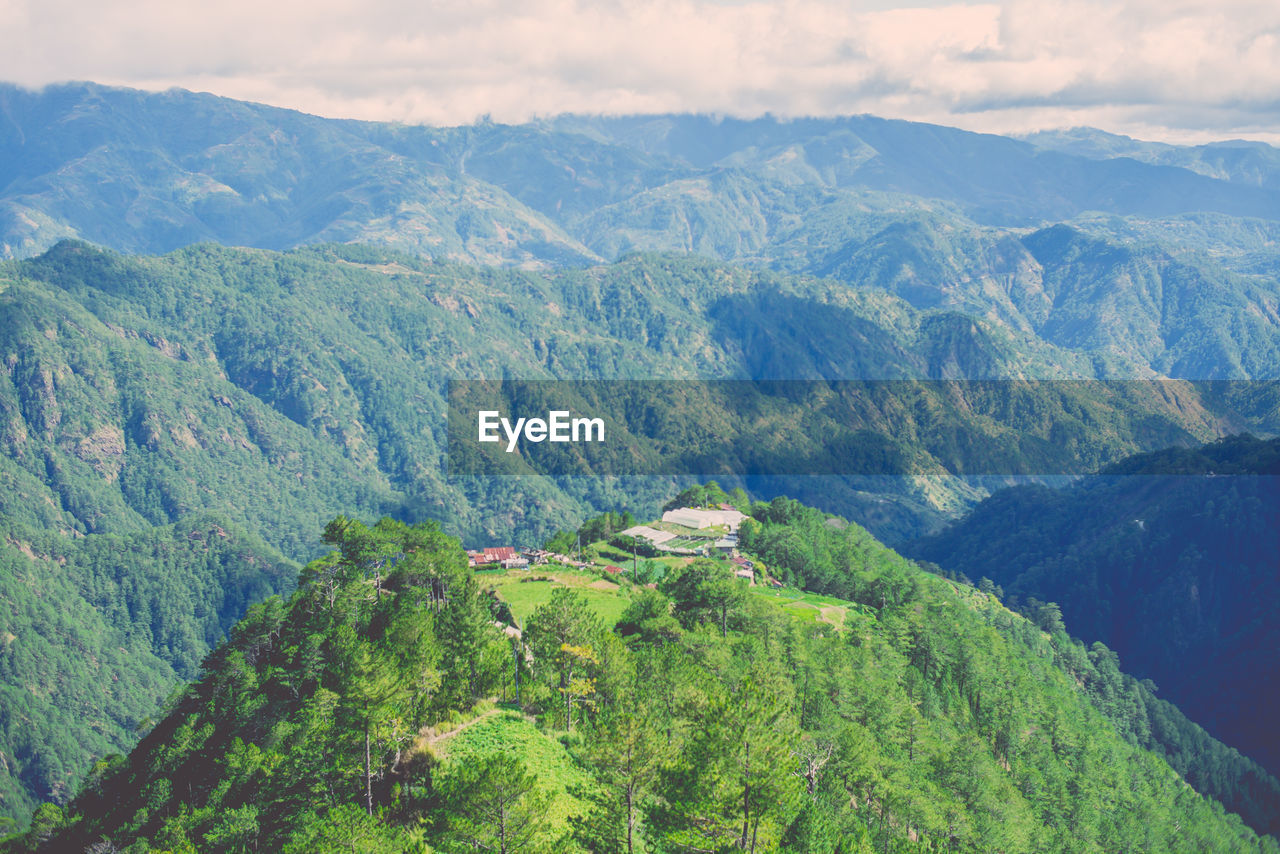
544 510 643 558
574 512 638 549
739 496 921 608
661 482 748 512
8 507 1276 852
3 516 504 851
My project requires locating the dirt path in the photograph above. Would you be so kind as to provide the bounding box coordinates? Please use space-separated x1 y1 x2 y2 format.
424 707 501 748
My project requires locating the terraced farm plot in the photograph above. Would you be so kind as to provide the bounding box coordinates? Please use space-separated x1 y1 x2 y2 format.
650 521 701 535
663 535 712 550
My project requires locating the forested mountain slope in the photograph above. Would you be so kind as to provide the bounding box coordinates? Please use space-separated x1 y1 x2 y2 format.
0 83 599 265
910 435 1280 786
816 219 1280 378
12 238 1265 556
5 505 1276 853
0 514 294 822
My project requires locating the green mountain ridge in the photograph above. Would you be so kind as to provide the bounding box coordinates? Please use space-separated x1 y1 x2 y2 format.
816 217 1280 379
0 83 600 265
8 238 1275 554
5 502 1277 852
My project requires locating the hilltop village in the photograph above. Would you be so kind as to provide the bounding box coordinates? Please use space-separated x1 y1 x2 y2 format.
466 495 778 593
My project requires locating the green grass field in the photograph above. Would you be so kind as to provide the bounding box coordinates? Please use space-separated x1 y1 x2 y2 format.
750 586 870 630
484 567 633 626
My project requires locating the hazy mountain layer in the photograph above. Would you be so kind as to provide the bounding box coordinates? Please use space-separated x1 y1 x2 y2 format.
7 82 1280 274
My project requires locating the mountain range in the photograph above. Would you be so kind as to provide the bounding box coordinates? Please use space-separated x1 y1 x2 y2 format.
5 83 1280 271
2 79 1280 843
7 83 1280 384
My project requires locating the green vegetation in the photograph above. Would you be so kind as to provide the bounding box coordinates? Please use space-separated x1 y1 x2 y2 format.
0 514 294 823
749 588 865 631
662 483 747 512
485 569 633 626
911 435 1280 833
6 504 1277 852
6 85 1280 845
435 712 592 832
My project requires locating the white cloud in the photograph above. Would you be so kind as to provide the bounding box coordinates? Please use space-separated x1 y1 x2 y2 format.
3 0 1280 141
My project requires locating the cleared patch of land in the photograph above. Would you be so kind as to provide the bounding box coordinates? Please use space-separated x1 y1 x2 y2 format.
484 566 633 625
750 587 872 631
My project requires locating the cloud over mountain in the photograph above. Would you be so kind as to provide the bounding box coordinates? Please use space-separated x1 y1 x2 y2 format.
3 0 1280 141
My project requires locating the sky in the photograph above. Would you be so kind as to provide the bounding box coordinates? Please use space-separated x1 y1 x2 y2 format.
2 0 1279 143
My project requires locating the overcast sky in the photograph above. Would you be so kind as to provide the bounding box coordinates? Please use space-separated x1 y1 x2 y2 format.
2 0 1279 142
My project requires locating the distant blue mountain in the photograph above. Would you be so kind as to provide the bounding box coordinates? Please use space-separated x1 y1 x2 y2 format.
6 81 1280 266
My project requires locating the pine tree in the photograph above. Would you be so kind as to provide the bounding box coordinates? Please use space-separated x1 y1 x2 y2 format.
525 589 603 730
437 754 553 854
